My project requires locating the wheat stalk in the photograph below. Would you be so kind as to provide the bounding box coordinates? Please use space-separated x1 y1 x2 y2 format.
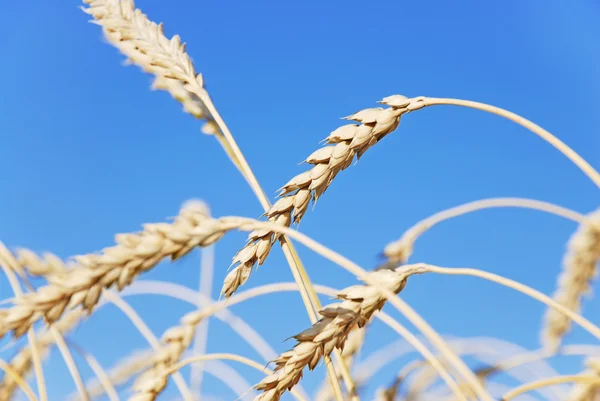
72 349 153 401
252 266 418 401
501 375 600 401
543 208 600 353
0 309 85 401
222 95 426 298
382 197 586 267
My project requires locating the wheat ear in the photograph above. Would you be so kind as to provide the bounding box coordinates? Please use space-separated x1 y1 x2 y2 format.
543 208 600 353
222 95 425 298
80 0 219 133
252 266 417 401
314 328 366 401
0 200 235 340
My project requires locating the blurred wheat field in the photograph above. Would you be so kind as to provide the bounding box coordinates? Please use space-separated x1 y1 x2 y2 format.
0 1 599 401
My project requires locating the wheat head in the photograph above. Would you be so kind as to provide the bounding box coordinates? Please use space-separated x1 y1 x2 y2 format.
0 200 231 340
81 0 219 134
252 266 418 401
222 95 426 298
543 208 600 352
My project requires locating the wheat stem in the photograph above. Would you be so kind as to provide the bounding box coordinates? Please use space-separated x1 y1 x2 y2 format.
50 327 90 401
0 245 47 401
500 375 600 401
162 353 306 401
421 97 600 189
190 245 215 397
383 197 584 264
420 264 600 341
0 360 38 401
101 291 193 401
67 341 120 401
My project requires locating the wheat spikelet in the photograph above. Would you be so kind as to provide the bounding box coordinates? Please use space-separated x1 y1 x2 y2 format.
314 328 366 401
252 266 418 401
543 208 600 352
0 200 236 340
222 95 426 298
128 308 207 401
81 0 218 134
0 309 85 401
568 357 600 401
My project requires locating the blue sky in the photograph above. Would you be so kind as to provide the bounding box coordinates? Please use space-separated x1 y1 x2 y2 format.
1 1 599 400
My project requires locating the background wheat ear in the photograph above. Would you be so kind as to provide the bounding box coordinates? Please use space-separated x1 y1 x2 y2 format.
542 207 600 353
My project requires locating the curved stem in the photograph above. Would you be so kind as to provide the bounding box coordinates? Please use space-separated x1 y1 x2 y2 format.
376 313 467 401
422 265 600 341
225 219 494 401
406 197 583 244
50 327 89 401
101 291 193 401
500 375 600 401
165 353 308 401
194 87 353 401
422 97 600 189
67 341 120 401
0 359 38 401
189 282 464 400
121 281 279 361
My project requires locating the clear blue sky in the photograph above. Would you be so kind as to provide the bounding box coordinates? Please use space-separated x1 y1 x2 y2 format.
1 1 599 400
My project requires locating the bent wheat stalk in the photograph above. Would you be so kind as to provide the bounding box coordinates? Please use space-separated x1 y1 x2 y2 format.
500 375 600 401
543 208 600 353
382 197 585 265
419 97 600 189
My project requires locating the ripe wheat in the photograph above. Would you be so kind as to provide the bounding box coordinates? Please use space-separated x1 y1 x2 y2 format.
543 208 600 352
222 95 426 298
252 266 416 401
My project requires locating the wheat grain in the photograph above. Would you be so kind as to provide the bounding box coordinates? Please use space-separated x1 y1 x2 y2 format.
252 266 418 401
222 95 426 298
543 208 600 352
0 200 236 340
314 328 366 401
